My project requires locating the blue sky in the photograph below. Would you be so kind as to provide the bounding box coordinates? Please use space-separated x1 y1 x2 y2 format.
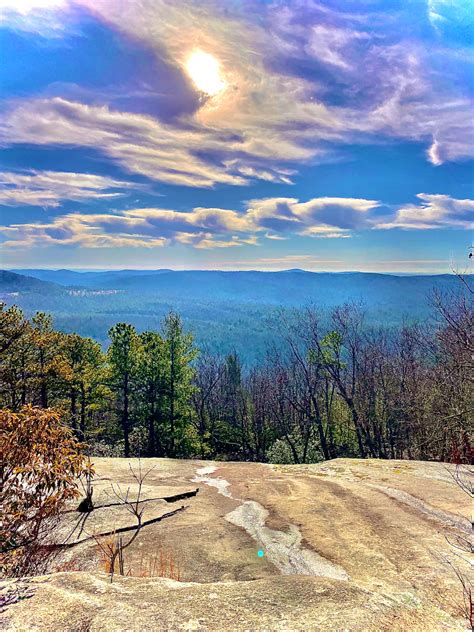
0 0 472 272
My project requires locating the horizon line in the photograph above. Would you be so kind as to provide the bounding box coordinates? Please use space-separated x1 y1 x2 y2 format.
3 267 464 277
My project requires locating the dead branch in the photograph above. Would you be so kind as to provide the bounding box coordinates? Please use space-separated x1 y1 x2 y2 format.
51 505 188 549
79 487 199 512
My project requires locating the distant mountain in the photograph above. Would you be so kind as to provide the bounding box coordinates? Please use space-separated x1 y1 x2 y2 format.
0 270 65 294
12 268 458 306
2 269 467 362
12 268 458 300
11 268 173 287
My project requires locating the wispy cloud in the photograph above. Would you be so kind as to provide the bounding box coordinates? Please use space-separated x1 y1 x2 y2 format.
0 206 257 250
0 170 134 207
0 0 66 33
78 0 474 166
0 0 471 193
0 98 254 188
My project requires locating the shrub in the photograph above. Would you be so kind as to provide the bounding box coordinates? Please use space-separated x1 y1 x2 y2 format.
266 431 323 464
87 439 124 458
1 405 91 575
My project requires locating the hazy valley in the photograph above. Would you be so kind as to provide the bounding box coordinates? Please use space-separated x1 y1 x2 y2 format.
0 269 460 362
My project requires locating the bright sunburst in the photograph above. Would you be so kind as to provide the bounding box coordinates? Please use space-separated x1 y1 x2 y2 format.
185 50 226 96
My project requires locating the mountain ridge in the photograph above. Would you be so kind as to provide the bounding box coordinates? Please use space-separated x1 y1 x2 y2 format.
1 269 467 362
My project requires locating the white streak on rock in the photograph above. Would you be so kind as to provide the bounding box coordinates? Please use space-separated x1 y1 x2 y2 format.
193 465 349 580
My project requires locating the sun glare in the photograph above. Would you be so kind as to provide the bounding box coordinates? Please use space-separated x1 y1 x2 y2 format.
185 50 226 96
0 0 65 12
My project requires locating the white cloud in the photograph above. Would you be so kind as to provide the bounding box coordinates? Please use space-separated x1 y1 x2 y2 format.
306 24 369 70
376 193 474 230
0 0 65 12
0 214 167 249
1 0 470 191
0 0 68 36
1 192 471 251
0 206 257 250
246 196 379 235
0 170 134 207
73 0 345 160
0 98 255 188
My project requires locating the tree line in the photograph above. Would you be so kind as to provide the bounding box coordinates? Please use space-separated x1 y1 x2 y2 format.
0 290 471 463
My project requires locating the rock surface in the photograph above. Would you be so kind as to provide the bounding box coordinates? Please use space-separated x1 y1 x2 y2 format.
1 458 470 631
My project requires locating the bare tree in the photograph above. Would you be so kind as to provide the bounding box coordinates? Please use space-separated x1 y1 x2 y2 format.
441 462 473 628
55 460 198 582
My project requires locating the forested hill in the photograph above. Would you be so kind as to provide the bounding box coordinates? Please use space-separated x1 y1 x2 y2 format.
1 269 465 362
9 268 457 302
0 270 64 294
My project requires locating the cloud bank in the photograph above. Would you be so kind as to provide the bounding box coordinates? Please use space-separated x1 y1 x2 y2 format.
1 193 471 251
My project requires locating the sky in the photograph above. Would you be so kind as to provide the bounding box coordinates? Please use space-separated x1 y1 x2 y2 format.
0 0 473 273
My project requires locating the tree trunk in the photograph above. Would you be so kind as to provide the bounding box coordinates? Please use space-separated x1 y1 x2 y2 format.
70 388 78 432
347 399 367 458
169 347 176 457
123 372 130 458
80 383 86 440
39 349 48 408
147 399 156 457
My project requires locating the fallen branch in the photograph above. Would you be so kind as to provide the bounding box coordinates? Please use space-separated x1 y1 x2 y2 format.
51 505 188 549
61 488 199 515
89 488 199 511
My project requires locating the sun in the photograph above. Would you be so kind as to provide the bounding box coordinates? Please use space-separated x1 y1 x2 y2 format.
185 50 226 96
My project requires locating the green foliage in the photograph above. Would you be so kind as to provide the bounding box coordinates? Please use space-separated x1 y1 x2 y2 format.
309 330 346 369
266 432 323 464
107 323 141 458
1 292 471 465
162 313 199 457
61 333 108 438
0 303 28 355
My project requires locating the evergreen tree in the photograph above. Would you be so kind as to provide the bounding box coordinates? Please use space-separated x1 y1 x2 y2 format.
137 331 166 457
222 353 248 457
162 313 198 457
108 323 140 457
0 309 34 411
0 303 28 356
30 312 64 409
61 333 107 439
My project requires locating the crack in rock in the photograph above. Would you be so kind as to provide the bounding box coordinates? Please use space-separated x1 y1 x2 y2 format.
192 466 349 581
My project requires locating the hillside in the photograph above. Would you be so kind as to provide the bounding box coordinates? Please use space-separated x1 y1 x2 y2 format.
0 270 64 295
1 458 469 631
0 270 466 362
9 268 458 304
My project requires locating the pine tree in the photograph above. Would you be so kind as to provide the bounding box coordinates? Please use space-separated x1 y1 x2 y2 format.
137 331 166 457
61 333 106 439
30 312 64 409
0 308 34 410
108 323 140 457
162 313 198 457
